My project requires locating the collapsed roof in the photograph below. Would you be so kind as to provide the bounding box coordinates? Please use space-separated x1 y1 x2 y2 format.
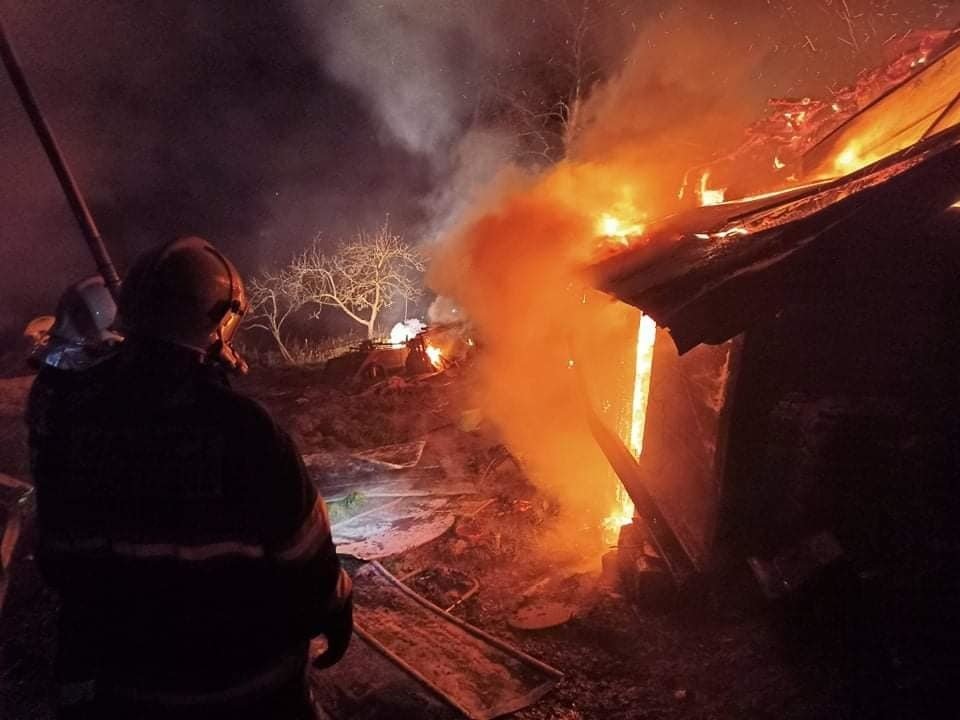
589 32 960 355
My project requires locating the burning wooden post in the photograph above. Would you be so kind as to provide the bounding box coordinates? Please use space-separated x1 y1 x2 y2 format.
572 288 741 605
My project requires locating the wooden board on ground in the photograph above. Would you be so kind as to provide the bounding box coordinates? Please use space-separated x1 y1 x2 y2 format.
351 440 427 470
352 562 563 720
309 630 461 720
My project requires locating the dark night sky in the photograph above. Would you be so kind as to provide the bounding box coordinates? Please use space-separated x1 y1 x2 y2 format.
1 2 449 327
3 1 958 326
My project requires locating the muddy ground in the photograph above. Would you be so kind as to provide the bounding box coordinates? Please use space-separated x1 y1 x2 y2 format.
0 360 887 719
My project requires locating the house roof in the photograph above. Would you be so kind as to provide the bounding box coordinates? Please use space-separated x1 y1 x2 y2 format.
589 38 960 354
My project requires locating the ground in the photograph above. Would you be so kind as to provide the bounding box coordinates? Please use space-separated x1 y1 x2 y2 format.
0 360 864 719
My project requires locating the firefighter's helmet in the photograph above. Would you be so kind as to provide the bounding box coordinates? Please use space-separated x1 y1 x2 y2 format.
119 237 248 373
50 275 121 344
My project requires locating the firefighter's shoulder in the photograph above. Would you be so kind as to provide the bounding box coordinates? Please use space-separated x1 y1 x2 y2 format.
199 379 290 446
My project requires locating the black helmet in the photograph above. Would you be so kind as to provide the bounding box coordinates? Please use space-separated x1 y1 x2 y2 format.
119 237 248 373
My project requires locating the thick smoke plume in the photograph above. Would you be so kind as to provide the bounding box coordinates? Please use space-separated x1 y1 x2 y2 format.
427 3 960 540
295 1 523 247
303 1 498 160
4 0 958 342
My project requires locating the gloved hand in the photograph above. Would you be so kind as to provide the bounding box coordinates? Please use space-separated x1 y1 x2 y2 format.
311 596 353 669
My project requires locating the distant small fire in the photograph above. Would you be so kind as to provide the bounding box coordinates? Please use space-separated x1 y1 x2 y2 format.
390 319 426 347
425 344 443 368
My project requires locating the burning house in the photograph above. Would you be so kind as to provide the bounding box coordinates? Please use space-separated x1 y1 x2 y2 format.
431 30 960 595
571 31 960 613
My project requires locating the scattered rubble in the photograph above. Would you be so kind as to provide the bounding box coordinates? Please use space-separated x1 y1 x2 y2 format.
351 439 426 470
0 361 888 719
351 561 563 720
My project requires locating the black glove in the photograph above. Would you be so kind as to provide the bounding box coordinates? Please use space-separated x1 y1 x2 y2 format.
312 596 353 669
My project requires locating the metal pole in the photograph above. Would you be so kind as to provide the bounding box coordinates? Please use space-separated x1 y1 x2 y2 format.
0 14 122 299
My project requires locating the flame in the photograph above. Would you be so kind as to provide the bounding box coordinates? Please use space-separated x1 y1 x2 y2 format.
596 212 645 243
698 171 726 206
390 322 416 346
425 344 443 368
712 226 749 240
602 313 657 545
595 187 647 244
603 483 636 545
629 314 658 456
833 143 863 175
426 25 960 558
390 319 426 347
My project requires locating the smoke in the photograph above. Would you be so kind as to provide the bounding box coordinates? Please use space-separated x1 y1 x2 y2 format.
4 0 958 339
301 1 499 160
0 1 440 329
420 128 517 243
426 0 960 540
295 2 526 250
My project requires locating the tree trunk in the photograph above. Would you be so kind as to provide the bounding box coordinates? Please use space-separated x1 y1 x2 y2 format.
367 305 379 339
273 331 295 364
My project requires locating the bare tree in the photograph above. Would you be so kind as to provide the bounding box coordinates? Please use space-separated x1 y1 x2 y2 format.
290 220 425 339
245 268 305 364
480 0 616 164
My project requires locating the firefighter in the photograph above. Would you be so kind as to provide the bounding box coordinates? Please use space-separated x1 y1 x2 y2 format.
27 274 123 372
25 274 123 719
28 237 352 720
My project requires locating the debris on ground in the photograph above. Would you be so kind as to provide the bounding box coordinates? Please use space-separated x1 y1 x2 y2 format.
333 497 458 560
0 364 875 719
332 494 493 560
508 568 599 631
351 439 426 470
347 561 563 720
399 566 480 612
309 627 461 720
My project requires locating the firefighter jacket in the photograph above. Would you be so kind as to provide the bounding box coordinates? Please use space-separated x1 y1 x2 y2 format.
28 339 352 718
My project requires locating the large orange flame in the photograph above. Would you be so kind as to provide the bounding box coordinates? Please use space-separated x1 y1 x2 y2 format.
601 309 657 545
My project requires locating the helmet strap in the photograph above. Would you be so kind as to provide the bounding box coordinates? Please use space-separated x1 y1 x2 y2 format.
209 325 249 375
